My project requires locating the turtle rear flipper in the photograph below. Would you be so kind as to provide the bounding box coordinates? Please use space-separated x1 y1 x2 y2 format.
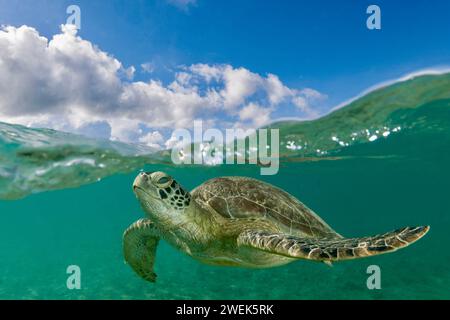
237 226 429 262
123 218 160 282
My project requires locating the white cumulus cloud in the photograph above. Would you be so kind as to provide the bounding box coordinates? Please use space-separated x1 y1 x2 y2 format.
238 102 272 128
0 24 326 146
140 62 155 74
138 131 164 149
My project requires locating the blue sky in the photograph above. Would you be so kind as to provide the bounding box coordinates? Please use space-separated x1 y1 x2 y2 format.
0 0 449 146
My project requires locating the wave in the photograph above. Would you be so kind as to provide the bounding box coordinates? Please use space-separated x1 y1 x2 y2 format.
270 72 450 157
1 72 449 199
0 122 163 199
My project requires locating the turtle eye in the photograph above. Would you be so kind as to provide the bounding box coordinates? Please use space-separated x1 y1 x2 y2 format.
156 176 170 185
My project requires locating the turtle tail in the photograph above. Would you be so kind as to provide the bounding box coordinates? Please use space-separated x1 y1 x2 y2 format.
238 226 430 262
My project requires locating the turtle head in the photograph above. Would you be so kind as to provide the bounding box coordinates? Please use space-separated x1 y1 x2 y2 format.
133 171 191 223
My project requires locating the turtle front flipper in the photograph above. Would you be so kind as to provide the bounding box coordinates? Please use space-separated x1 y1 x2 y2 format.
123 218 160 282
237 226 429 262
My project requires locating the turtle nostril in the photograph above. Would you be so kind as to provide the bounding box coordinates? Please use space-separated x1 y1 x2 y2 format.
140 172 153 179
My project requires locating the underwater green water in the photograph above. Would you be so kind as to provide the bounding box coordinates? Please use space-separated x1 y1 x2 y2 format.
1 73 450 299
0 154 449 299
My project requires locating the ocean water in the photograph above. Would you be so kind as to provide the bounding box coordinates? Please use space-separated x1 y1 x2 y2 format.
0 74 449 299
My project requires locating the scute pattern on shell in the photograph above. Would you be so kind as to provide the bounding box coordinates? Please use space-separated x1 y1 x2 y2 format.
191 176 340 238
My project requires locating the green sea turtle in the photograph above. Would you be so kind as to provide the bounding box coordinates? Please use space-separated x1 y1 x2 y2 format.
123 171 429 282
